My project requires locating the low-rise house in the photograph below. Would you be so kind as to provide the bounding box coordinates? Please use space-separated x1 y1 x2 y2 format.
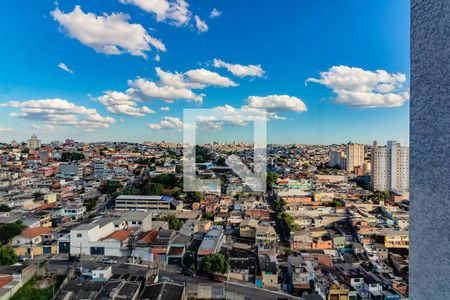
197 225 224 267
255 224 276 245
256 255 279 290
151 229 176 262
239 218 258 239
61 203 86 220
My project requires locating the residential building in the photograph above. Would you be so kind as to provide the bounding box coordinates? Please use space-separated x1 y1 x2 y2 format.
345 143 364 173
27 134 41 150
330 151 346 169
371 141 409 193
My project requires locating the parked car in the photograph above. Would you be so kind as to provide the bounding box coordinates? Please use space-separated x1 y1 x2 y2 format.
101 258 117 264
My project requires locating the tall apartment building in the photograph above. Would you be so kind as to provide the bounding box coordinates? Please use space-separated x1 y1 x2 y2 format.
329 151 346 169
371 141 409 193
345 143 365 173
27 134 41 149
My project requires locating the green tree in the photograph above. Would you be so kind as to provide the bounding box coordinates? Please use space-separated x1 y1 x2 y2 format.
201 253 229 274
0 245 17 266
85 198 98 212
100 180 122 195
185 191 203 203
143 183 164 195
202 212 214 220
21 148 29 154
267 172 279 185
370 191 389 204
0 204 11 212
171 187 182 200
183 253 195 269
0 221 26 244
274 199 286 211
216 157 227 166
161 214 183 230
61 152 85 162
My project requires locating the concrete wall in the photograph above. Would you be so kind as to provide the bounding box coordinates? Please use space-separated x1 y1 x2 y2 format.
411 0 450 298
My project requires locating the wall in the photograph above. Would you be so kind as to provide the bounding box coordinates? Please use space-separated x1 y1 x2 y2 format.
411 0 450 298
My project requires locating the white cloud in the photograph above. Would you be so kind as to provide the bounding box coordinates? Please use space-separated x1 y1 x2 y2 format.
156 67 236 88
0 127 12 132
149 116 183 130
154 54 161 62
32 124 60 132
210 8 222 18
244 95 307 112
160 106 170 111
155 67 204 89
52 6 166 58
185 68 237 87
97 91 155 116
306 65 409 108
119 0 191 26
194 15 208 33
0 98 115 131
57 63 74 74
213 58 265 78
128 78 204 102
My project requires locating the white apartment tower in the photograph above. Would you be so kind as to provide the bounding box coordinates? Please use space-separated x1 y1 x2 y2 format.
330 151 346 169
371 141 409 193
345 143 365 173
27 134 41 149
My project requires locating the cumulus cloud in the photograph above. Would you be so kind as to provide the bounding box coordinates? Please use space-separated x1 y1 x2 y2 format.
97 91 155 116
213 59 265 78
160 106 170 111
128 78 204 103
210 8 222 18
244 95 307 112
57 63 74 74
0 98 115 131
185 68 237 87
154 54 161 62
52 6 166 58
194 15 208 32
120 0 191 26
306 65 409 108
149 116 183 130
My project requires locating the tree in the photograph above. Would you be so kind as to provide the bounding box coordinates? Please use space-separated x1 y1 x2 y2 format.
216 157 227 166
185 191 203 204
143 183 164 195
201 253 228 274
267 172 278 184
21 148 29 154
161 214 183 230
0 245 17 266
61 152 85 162
100 180 122 195
202 212 214 220
0 204 11 212
183 253 195 269
370 191 389 204
171 187 182 200
274 199 286 211
0 221 26 244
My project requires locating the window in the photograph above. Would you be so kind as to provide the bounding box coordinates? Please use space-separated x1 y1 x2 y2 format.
76 233 82 238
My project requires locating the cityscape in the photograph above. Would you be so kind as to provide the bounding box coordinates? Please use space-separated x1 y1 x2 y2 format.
0 135 409 299
0 1 410 299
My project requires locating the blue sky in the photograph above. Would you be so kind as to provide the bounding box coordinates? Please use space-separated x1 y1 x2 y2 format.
0 0 409 144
